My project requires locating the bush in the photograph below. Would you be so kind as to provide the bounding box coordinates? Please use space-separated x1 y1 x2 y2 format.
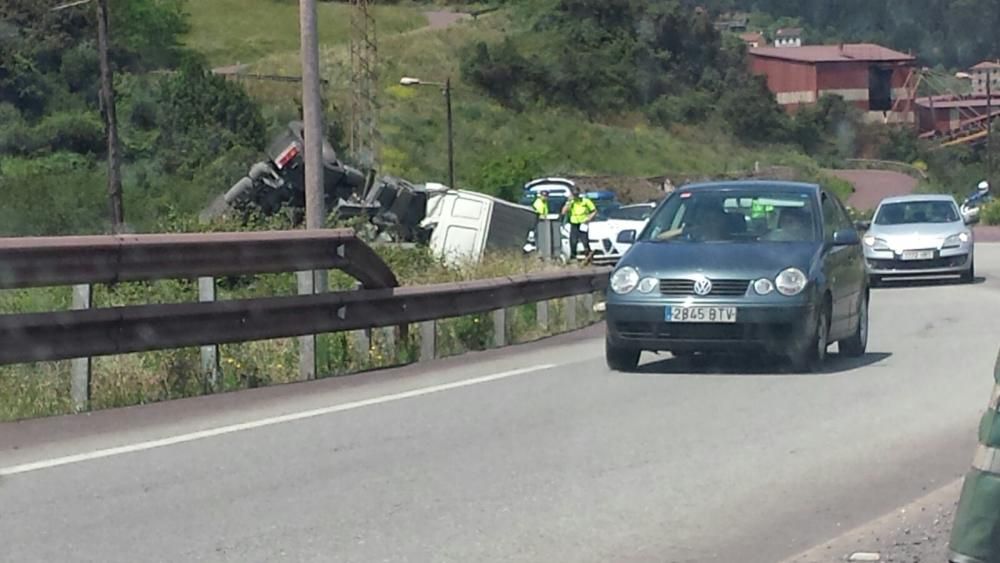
34 111 106 155
980 201 1000 225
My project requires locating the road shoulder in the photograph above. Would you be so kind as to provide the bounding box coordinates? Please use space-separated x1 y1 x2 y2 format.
781 478 962 563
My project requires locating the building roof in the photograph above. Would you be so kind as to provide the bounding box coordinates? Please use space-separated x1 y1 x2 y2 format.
749 43 915 63
739 32 765 43
775 27 803 37
971 61 1000 70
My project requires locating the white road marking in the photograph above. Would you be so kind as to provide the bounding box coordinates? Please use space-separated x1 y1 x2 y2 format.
0 364 556 477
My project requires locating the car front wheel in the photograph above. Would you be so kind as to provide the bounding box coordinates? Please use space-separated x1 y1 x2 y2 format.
960 258 975 284
606 338 640 372
839 291 868 357
789 304 830 373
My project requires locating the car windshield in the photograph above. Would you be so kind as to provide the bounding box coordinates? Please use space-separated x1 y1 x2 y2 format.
874 200 959 225
608 205 654 221
640 189 818 243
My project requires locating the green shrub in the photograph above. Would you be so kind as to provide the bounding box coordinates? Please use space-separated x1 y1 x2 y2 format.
980 201 1000 226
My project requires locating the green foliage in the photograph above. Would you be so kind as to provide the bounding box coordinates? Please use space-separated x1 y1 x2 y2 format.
981 201 1000 226
716 74 789 143
473 149 544 201
701 0 998 68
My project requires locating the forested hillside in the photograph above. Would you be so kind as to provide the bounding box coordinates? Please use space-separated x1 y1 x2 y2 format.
700 0 999 68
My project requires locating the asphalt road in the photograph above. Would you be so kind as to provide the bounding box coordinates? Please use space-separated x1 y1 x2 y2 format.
4 247 1000 563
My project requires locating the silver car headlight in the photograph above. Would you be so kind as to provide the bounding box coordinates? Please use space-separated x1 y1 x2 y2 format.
943 232 971 248
863 235 890 251
610 266 640 294
775 268 808 296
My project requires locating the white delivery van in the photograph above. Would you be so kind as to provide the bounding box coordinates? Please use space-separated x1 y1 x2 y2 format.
422 186 537 265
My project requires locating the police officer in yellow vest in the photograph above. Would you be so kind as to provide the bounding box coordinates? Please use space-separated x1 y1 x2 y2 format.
561 188 597 261
532 191 549 218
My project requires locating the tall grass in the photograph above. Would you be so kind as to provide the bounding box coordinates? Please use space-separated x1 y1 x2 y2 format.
0 247 602 422
182 0 428 66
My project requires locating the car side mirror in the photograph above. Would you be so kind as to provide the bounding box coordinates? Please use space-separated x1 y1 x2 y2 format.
833 228 861 246
965 214 980 226
617 230 637 244
854 220 871 231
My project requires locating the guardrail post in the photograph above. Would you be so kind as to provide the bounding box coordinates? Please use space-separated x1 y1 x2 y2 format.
566 295 578 330
582 293 594 324
198 277 221 391
419 321 436 361
297 271 317 381
70 283 92 412
537 300 549 332
493 308 507 348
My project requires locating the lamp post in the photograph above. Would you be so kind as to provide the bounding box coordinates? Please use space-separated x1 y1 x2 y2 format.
400 76 455 190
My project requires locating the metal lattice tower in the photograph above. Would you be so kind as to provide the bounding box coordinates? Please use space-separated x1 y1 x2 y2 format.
349 0 379 172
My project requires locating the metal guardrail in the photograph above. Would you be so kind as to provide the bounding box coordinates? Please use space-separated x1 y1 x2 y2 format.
0 270 608 364
0 231 609 373
0 229 398 290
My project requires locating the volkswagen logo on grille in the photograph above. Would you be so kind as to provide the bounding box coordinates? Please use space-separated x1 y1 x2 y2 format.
692 276 713 296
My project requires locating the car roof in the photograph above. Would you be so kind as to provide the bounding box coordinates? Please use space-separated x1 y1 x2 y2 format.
678 180 821 194
877 194 957 205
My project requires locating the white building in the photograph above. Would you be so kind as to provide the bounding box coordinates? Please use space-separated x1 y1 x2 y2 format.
774 28 802 48
970 61 1000 97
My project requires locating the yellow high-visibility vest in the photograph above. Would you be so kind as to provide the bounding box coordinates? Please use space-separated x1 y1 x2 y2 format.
568 198 596 224
533 197 549 216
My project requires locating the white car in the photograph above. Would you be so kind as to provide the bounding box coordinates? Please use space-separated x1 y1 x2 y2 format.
572 203 657 264
863 194 976 285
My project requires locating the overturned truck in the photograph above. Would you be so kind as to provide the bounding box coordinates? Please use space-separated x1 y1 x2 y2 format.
204 122 536 263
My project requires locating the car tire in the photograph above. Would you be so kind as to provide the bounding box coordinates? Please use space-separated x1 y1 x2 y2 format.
789 302 830 373
606 338 640 372
961 258 975 284
839 291 868 358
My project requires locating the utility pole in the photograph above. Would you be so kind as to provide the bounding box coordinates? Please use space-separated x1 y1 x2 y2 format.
297 0 327 382
83 0 123 232
445 77 455 190
988 70 994 191
299 0 325 229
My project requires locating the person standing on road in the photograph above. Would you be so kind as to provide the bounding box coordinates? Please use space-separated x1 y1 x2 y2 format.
532 191 550 218
562 188 597 262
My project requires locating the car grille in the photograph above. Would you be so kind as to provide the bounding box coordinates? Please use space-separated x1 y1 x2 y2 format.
659 279 750 297
868 255 968 271
613 321 793 341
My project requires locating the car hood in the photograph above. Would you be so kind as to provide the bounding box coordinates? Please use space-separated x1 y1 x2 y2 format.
620 241 821 279
869 222 967 249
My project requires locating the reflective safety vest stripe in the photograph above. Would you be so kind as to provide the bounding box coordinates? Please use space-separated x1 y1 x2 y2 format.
973 444 1000 474
569 198 596 224
533 198 548 216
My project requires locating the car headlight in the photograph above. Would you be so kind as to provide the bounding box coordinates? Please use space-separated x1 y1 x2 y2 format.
753 278 774 295
610 266 640 294
636 277 659 294
775 268 808 296
943 232 971 247
863 235 890 251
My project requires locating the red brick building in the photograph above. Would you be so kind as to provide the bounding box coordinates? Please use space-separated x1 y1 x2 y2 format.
749 43 917 123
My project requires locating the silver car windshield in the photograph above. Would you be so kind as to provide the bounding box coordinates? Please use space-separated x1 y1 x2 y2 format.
874 200 960 225
641 190 819 243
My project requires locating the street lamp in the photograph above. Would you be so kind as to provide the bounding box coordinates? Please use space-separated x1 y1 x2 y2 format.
400 76 455 190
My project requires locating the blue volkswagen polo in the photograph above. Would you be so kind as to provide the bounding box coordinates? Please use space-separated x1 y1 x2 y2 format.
604 181 869 372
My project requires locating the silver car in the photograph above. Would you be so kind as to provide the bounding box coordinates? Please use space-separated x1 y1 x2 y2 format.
863 194 976 285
